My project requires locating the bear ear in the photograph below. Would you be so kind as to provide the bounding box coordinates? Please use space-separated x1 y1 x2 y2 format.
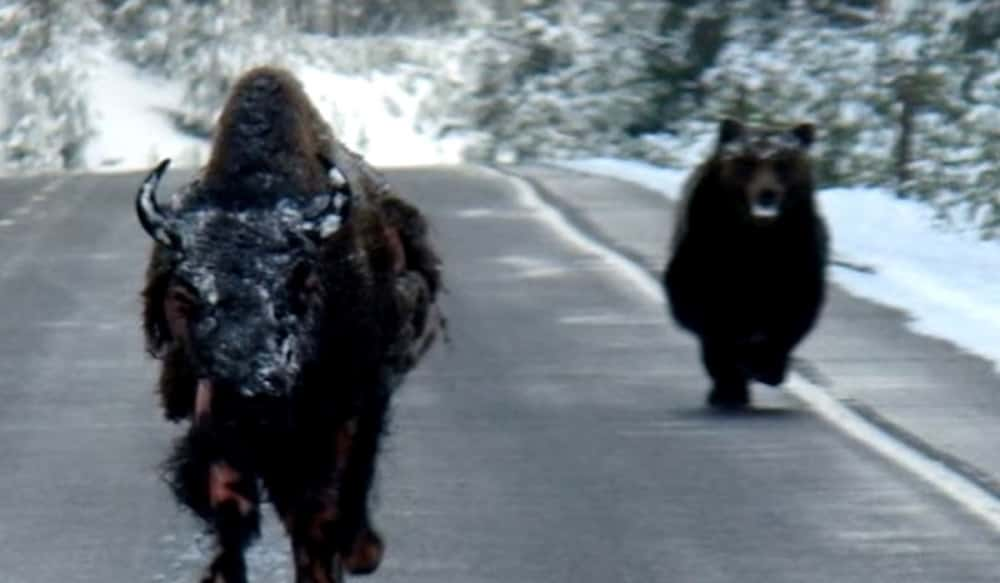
790 123 815 149
718 118 745 146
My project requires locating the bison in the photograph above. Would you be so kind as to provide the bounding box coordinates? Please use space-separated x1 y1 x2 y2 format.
137 67 443 582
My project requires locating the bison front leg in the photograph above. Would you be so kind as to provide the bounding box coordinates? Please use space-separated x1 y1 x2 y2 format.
272 414 384 582
267 454 344 581
268 486 342 583
288 510 345 583
335 400 388 575
167 420 260 582
284 488 381 583
201 458 259 583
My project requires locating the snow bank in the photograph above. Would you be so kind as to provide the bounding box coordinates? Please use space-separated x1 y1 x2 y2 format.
821 187 1000 371
560 159 1000 373
557 158 687 201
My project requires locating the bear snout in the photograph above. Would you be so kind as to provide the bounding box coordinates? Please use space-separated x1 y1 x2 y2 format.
757 189 780 208
749 188 783 220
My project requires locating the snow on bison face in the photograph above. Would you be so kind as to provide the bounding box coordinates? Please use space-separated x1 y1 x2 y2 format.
715 118 815 225
136 159 350 398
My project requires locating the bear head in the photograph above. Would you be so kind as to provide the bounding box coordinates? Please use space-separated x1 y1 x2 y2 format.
713 118 815 225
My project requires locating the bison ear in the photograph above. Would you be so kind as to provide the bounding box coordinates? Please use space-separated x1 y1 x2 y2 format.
718 118 745 146
790 123 815 149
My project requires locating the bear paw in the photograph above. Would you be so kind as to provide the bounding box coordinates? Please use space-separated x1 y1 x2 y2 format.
707 384 749 409
749 351 789 386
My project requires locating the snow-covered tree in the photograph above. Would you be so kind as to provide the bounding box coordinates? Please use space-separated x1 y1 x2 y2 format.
425 0 668 163
1 0 999 237
0 1 98 171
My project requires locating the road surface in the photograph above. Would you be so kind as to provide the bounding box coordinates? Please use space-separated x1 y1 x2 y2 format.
0 166 995 582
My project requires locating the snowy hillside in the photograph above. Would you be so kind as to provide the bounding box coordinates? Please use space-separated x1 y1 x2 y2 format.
80 51 466 172
2 0 1000 237
0 1 469 174
83 49 206 170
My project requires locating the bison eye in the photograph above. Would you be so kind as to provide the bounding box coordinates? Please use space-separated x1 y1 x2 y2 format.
164 282 200 340
166 284 199 316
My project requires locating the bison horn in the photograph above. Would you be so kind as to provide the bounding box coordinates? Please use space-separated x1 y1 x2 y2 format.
135 159 180 249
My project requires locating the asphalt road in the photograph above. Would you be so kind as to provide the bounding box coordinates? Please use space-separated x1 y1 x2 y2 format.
514 163 1000 494
0 166 996 582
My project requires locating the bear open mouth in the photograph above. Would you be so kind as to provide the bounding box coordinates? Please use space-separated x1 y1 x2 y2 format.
751 201 780 220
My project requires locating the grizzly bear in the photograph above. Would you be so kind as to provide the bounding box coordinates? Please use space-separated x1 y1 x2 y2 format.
663 118 828 408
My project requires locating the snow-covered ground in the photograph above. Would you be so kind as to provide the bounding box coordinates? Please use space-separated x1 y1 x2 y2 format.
558 159 1000 374
81 50 464 173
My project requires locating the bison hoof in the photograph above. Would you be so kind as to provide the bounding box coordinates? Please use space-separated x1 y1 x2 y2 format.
343 527 384 575
200 555 247 583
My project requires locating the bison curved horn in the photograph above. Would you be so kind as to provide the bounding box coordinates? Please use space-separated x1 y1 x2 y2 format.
135 159 180 249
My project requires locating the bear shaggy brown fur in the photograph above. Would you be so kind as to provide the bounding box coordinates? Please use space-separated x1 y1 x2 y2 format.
663 118 828 408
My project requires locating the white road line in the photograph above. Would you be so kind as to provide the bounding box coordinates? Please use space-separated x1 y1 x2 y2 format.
40 176 66 194
784 378 1000 530
480 167 664 305
484 165 1000 533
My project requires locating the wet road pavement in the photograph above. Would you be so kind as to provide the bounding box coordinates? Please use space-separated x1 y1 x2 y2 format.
516 163 1000 495
0 167 995 582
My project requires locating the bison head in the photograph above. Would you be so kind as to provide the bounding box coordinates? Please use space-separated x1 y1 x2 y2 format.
137 159 351 398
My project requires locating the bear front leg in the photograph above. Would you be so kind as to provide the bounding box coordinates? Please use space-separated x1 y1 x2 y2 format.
750 281 824 386
701 339 750 408
747 339 791 386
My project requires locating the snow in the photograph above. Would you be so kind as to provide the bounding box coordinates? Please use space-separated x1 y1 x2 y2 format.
558 158 687 201
559 158 1000 373
79 50 462 173
296 66 465 167
642 131 716 169
821 187 1000 371
82 47 208 171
